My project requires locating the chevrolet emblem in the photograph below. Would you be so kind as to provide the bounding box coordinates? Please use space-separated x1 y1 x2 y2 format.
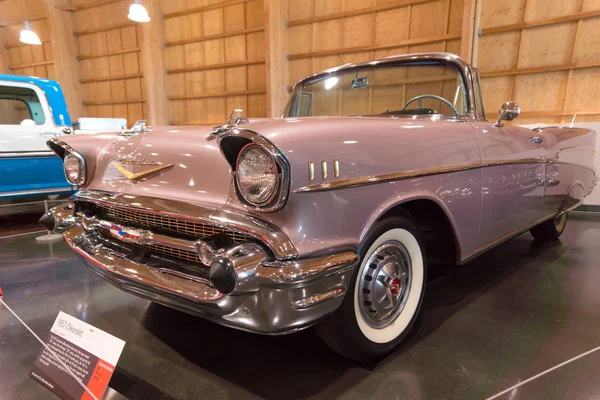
112 161 173 181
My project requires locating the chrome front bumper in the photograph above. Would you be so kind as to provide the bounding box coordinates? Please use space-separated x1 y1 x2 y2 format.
45 203 358 334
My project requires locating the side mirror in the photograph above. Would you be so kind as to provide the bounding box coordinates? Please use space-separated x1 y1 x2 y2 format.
494 101 520 127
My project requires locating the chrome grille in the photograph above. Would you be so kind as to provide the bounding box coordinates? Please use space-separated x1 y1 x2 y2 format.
82 201 251 244
98 227 203 265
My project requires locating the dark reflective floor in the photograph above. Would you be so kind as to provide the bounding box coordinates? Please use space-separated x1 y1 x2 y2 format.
1 214 600 399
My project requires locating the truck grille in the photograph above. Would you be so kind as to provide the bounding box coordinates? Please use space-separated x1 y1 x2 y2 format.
81 201 251 244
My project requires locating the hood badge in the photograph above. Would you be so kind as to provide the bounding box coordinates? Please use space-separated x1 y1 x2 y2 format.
112 160 173 181
116 158 160 165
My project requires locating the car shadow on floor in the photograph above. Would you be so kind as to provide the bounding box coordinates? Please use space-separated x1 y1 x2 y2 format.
139 302 364 399
136 235 566 400
377 236 567 365
109 367 177 400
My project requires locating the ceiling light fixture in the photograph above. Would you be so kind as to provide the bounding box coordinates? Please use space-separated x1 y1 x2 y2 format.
19 0 41 46
19 21 41 45
127 0 151 23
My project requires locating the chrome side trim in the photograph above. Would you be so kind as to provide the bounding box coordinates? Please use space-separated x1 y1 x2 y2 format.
74 190 298 260
555 146 596 159
294 158 594 193
461 214 555 264
0 151 57 158
295 162 481 193
0 187 72 198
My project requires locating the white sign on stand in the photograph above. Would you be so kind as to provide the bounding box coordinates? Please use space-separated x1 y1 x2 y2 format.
30 311 125 400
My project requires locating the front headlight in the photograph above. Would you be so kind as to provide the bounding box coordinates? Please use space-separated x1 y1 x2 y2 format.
63 151 86 186
236 145 279 206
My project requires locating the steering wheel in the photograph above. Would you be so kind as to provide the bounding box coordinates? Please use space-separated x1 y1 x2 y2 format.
402 94 460 116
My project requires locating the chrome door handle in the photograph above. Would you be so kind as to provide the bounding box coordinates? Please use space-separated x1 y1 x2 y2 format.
529 136 544 144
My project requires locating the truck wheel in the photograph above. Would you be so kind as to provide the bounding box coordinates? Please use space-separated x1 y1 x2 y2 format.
316 215 426 362
530 213 568 241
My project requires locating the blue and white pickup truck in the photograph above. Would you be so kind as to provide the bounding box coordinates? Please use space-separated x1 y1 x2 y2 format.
0 75 126 216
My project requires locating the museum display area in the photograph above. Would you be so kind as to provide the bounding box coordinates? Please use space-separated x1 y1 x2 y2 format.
2 0 600 399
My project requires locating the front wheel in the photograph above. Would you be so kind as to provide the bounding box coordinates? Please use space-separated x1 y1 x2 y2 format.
316 215 426 362
530 212 568 241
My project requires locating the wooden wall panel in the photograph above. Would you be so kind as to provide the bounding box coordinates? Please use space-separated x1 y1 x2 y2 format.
73 0 145 122
286 0 464 94
1 0 596 129
162 0 267 125
0 0 55 80
477 0 600 124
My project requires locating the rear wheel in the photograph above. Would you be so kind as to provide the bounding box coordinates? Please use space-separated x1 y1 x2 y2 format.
316 215 426 362
530 212 568 241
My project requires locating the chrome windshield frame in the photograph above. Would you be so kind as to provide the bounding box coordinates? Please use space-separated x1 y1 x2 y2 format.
285 52 480 121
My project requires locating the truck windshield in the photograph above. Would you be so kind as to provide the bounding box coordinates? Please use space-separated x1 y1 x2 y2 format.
284 62 468 118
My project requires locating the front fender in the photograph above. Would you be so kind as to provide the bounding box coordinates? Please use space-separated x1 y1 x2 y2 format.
360 190 465 262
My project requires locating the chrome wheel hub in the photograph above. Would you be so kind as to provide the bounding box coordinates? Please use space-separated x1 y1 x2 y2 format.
358 240 412 328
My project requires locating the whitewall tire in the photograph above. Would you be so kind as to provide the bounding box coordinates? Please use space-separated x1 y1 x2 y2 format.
354 228 424 344
316 214 427 362
530 212 568 241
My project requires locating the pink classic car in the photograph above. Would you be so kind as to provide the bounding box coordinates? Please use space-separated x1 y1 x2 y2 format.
41 53 596 362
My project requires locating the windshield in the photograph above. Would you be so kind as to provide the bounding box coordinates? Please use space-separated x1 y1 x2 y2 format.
284 61 468 118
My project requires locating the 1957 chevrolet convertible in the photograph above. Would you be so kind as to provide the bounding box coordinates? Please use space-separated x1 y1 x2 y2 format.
40 53 596 361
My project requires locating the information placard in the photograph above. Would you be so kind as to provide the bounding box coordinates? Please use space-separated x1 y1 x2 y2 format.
30 311 125 400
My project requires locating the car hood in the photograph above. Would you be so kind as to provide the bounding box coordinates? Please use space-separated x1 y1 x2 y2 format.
236 116 478 190
58 125 233 208
53 116 477 209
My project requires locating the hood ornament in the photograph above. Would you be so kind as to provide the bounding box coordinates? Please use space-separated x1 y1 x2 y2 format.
207 109 249 141
118 120 151 137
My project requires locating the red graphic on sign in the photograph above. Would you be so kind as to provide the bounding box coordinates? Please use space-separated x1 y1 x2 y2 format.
81 360 114 400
